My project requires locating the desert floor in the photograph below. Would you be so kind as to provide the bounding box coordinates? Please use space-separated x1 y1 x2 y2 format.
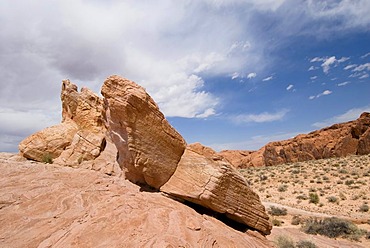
240 154 370 247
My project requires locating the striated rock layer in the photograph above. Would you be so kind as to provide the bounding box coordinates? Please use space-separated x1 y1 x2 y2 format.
18 75 271 236
161 145 272 235
219 112 370 168
0 153 273 248
101 75 186 189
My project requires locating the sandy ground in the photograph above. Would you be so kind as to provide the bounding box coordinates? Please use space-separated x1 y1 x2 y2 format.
241 154 370 247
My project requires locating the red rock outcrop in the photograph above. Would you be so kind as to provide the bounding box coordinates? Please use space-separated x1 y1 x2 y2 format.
161 144 272 235
219 112 370 168
19 80 121 176
101 75 186 189
18 75 272 236
0 153 273 247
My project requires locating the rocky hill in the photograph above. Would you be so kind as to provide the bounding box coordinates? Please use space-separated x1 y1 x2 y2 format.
219 112 370 168
6 75 273 247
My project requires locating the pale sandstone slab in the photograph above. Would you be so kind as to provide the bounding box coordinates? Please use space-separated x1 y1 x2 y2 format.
161 146 272 235
101 75 186 188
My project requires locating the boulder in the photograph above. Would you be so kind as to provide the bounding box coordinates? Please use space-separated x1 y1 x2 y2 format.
161 144 272 235
101 75 186 188
18 120 78 162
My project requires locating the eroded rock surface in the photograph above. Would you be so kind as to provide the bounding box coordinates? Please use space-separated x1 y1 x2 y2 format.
161 144 272 235
219 112 370 168
19 80 121 176
0 153 273 248
101 75 186 188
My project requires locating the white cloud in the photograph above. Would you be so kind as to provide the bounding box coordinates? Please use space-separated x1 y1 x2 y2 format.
312 105 370 128
321 56 336 74
310 76 318 80
359 73 369 79
286 84 294 91
309 89 332 99
232 109 289 124
209 131 303 151
247 72 257 79
361 52 370 59
353 63 370 72
231 72 240 80
262 76 273 81
337 81 350 87
308 66 318 71
344 64 357 70
310 57 325 62
338 57 350 63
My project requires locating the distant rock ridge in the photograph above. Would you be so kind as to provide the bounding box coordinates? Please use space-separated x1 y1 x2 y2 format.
219 112 370 168
18 75 271 236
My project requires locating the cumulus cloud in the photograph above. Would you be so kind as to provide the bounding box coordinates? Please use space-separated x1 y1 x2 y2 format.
344 64 357 70
262 76 273 81
312 105 370 128
353 63 370 72
247 72 257 79
309 89 332 100
361 52 370 59
232 109 289 124
321 56 337 74
286 84 294 91
337 81 350 87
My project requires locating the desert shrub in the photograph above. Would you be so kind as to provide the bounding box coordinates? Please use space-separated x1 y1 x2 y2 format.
297 194 308 200
274 235 295 248
309 193 319 204
366 231 370 239
301 217 365 240
345 179 354 186
272 218 283 226
359 204 369 212
326 196 338 203
291 215 301 225
42 153 53 164
296 240 317 248
268 206 288 216
278 184 288 192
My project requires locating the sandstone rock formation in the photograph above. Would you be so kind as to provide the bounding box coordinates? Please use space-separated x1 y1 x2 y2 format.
101 75 186 189
19 80 121 176
0 153 273 247
219 112 370 168
161 144 272 235
18 75 271 236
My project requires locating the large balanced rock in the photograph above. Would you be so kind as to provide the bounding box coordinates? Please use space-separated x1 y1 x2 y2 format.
219 112 370 168
161 144 272 235
101 75 186 189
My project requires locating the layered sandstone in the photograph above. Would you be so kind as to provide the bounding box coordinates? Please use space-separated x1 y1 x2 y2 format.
101 75 186 188
18 75 271 236
161 144 272 235
19 80 121 176
0 153 273 248
219 112 370 168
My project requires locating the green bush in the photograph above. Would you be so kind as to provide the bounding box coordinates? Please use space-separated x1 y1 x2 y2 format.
309 193 319 204
301 217 366 240
268 206 288 216
291 215 301 225
278 184 288 192
274 235 295 248
296 240 317 248
42 153 53 164
272 218 283 226
359 204 369 212
326 196 338 203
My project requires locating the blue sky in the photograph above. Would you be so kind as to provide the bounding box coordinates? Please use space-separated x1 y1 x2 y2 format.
1 0 370 152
